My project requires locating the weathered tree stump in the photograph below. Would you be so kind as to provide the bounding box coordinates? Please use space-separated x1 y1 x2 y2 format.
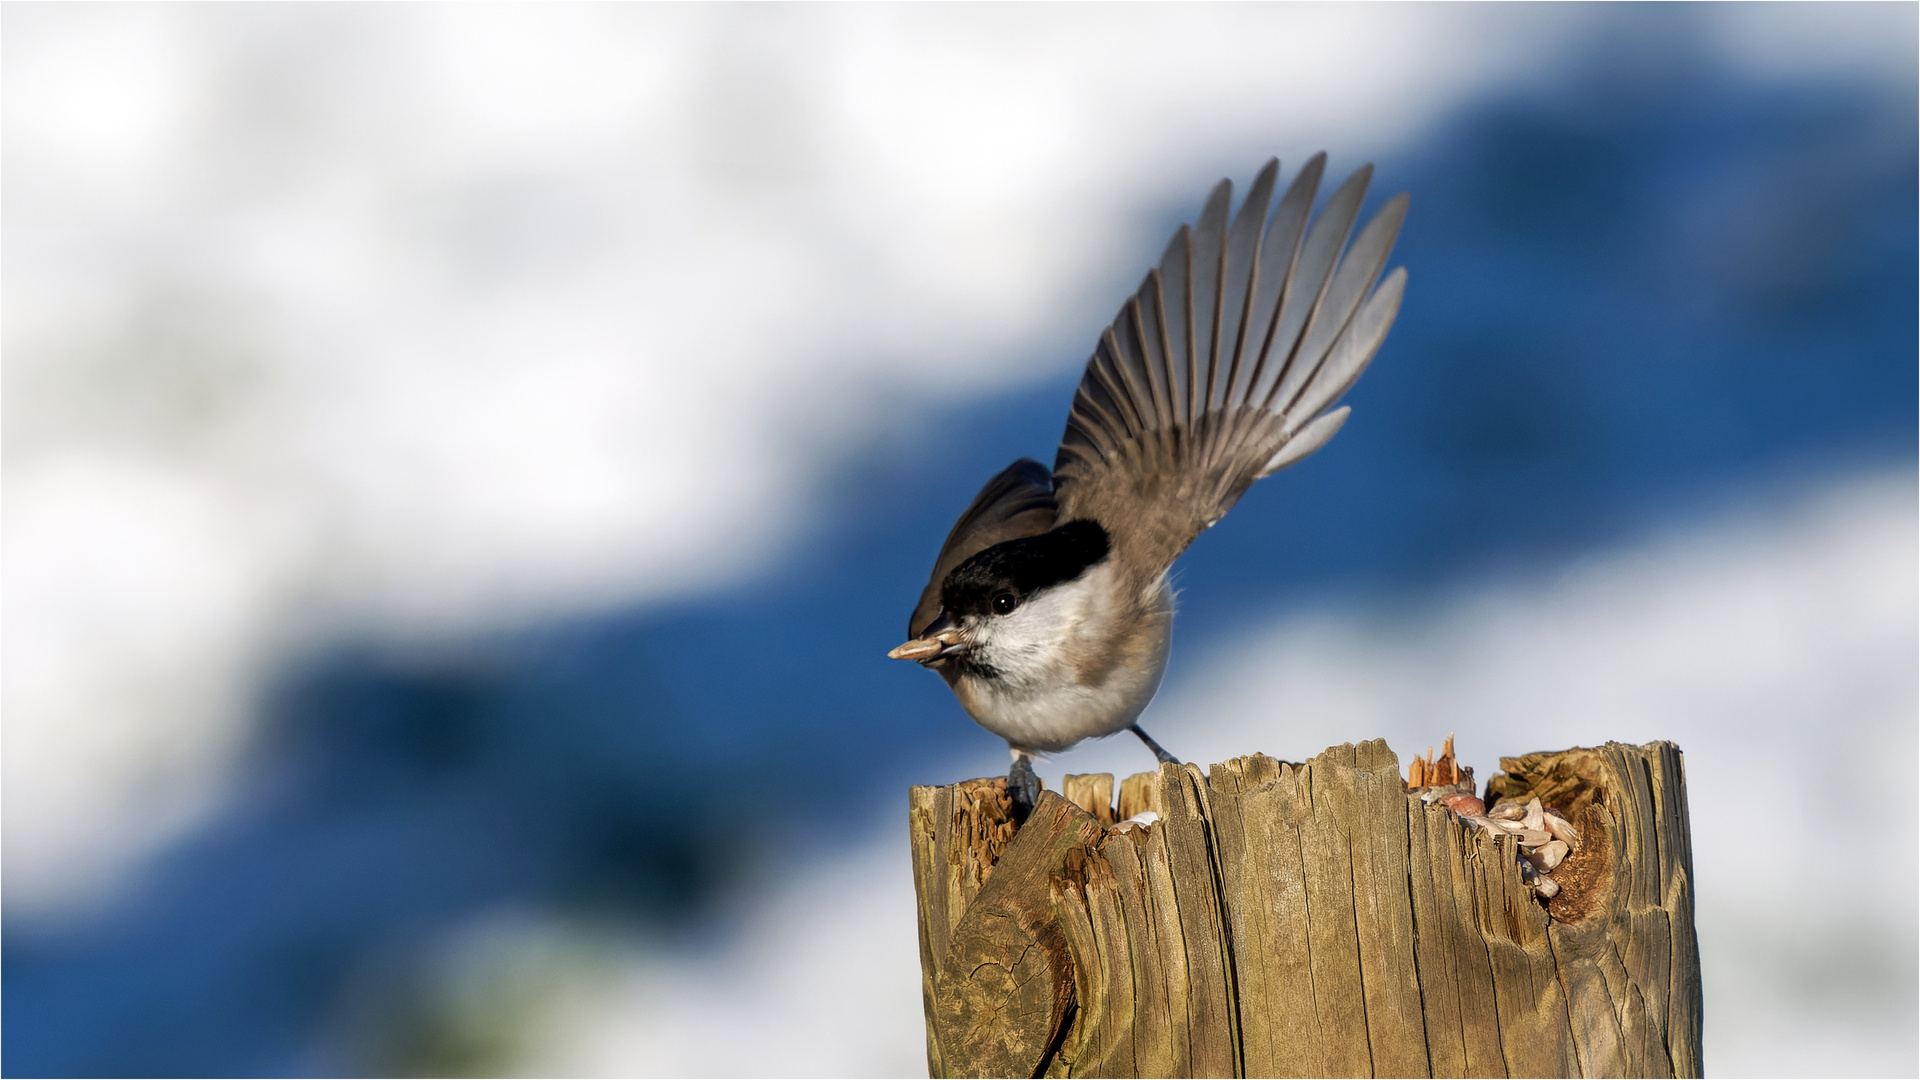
908 740 1700 1078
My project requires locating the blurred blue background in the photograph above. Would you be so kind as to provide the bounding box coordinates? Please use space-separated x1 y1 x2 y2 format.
5 5 1914 1077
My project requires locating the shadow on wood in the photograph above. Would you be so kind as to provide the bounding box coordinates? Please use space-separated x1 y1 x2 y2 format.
908 740 1700 1078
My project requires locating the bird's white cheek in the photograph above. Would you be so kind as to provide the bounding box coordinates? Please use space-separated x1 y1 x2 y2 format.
973 570 1113 680
971 612 1055 672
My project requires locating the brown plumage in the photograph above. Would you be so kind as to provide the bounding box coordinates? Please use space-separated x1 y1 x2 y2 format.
1052 155 1406 603
891 155 1407 791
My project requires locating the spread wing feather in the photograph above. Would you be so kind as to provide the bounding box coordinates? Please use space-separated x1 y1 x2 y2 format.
1053 156 1407 588
1189 180 1231 421
1216 160 1278 413
1260 165 1372 414
1240 156 1324 405
1282 266 1405 438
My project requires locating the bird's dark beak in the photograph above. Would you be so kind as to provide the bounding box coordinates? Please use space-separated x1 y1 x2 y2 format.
887 611 969 662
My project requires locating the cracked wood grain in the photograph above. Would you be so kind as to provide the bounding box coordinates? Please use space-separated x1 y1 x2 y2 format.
912 740 1700 1078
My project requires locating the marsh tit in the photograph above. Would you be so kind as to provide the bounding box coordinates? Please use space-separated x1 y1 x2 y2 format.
889 156 1407 815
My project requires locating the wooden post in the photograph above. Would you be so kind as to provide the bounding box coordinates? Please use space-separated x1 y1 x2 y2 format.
908 740 1700 1078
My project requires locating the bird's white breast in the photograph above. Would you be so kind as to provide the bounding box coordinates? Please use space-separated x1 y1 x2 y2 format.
953 563 1172 754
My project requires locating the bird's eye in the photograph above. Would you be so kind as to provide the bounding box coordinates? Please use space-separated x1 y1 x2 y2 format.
991 592 1019 616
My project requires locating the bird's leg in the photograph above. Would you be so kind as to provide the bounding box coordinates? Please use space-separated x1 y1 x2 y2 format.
1007 750 1041 823
1130 724 1180 765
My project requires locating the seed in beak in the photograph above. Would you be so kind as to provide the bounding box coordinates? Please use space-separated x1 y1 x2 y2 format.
887 639 944 661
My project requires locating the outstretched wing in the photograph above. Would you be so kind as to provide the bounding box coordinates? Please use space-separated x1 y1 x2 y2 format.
1052 155 1406 591
908 458 1057 636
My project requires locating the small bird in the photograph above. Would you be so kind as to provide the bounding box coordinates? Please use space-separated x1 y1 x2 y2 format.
888 155 1407 815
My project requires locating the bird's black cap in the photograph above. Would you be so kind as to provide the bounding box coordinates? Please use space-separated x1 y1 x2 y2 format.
939 519 1110 616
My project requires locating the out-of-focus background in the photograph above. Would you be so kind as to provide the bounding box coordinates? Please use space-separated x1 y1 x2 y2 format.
5 4 1915 1076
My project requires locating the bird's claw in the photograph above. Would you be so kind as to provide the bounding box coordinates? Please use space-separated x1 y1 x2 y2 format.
1008 755 1041 824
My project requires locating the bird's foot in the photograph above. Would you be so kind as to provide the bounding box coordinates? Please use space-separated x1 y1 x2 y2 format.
1008 754 1041 823
1130 724 1180 765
